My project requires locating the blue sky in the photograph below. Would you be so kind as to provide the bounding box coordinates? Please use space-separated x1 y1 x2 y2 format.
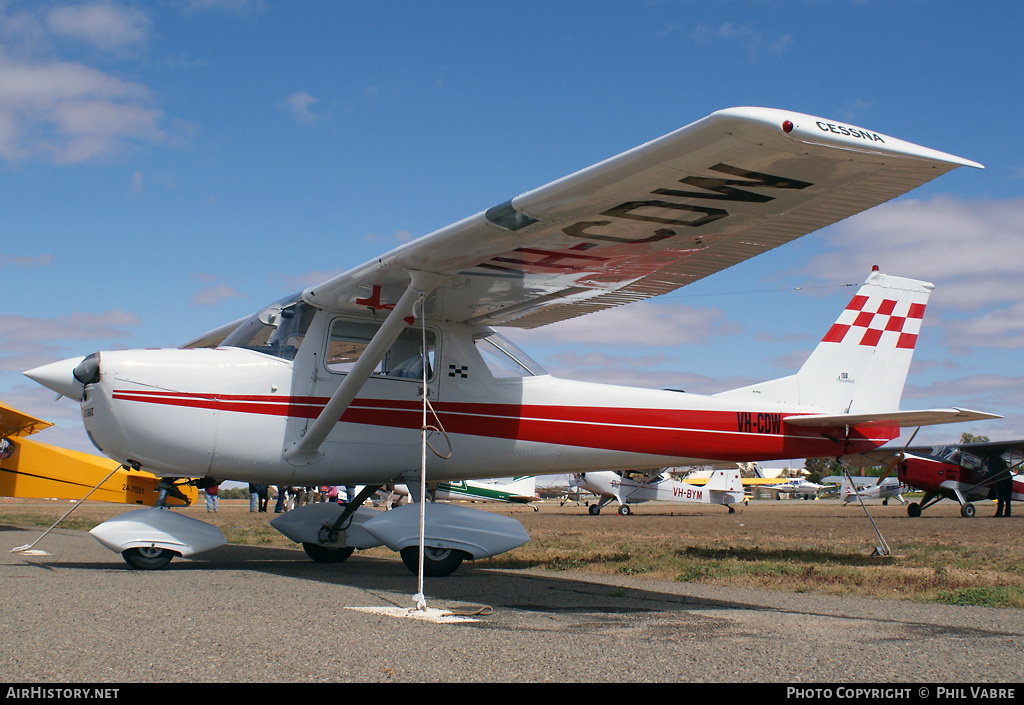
2 0 1022 463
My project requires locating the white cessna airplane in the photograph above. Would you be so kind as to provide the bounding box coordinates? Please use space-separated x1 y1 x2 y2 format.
25 107 995 576
574 468 745 515
758 476 835 500
839 475 909 506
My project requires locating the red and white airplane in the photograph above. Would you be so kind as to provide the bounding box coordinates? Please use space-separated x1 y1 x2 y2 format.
853 439 1023 518
24 107 996 575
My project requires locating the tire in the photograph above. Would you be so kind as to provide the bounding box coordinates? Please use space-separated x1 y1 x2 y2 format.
399 546 467 577
589 505 601 516
302 543 355 563
907 503 922 518
617 505 631 516
960 503 976 518
121 546 175 570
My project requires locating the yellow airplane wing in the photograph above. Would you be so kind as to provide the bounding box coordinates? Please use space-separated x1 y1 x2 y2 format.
0 400 54 437
1 436 195 506
684 476 780 486
0 401 196 506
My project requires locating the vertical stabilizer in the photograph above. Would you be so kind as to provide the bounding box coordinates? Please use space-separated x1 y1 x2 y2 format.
705 468 742 493
716 268 932 414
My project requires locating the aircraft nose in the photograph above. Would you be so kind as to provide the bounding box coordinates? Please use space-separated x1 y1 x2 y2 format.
24 353 100 401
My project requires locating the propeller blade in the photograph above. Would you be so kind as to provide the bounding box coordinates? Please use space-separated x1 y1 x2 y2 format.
876 427 919 485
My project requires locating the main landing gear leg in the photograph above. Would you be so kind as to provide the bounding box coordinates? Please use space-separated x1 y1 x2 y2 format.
589 496 615 515
310 484 383 554
154 478 192 507
907 491 941 518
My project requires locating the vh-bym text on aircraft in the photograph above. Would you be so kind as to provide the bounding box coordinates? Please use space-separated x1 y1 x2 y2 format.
574 468 745 515
852 439 1023 518
24 107 996 576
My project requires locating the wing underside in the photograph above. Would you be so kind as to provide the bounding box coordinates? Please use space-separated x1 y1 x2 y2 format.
304 107 981 328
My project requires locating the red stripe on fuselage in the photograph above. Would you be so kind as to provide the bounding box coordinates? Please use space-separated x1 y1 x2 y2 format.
109 389 893 461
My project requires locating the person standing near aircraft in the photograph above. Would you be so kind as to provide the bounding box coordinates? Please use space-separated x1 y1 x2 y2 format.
205 483 220 513
991 456 1012 517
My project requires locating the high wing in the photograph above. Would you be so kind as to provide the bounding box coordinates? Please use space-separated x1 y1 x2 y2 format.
847 439 1024 468
302 107 981 327
0 400 54 437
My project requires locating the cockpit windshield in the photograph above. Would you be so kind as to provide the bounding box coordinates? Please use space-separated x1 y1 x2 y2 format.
221 293 317 361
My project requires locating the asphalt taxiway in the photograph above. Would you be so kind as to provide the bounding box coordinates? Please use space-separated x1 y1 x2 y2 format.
2 522 1022 684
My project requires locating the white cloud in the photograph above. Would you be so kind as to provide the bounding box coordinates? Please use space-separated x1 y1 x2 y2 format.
186 0 269 15
45 4 150 51
509 300 742 347
0 310 140 371
0 253 53 267
191 283 247 307
688 22 793 58
0 4 167 164
800 196 1024 350
283 91 320 124
0 53 166 163
0 310 139 342
803 197 1024 304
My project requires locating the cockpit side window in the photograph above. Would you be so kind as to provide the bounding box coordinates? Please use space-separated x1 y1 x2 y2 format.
221 294 316 361
325 318 436 381
960 452 983 471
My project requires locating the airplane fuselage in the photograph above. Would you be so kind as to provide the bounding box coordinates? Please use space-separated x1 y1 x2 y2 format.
898 454 1023 502
73 307 895 486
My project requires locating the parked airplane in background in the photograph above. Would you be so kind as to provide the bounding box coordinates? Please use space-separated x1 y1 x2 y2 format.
750 464 834 500
852 439 1023 518
758 476 835 500
0 400 196 509
24 107 993 575
575 468 745 515
381 477 538 508
838 475 908 506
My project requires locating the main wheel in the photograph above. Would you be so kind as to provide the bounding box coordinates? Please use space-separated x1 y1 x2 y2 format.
907 502 922 518
960 503 976 518
122 546 174 570
589 504 601 516
303 543 355 563
617 504 631 516
399 546 467 577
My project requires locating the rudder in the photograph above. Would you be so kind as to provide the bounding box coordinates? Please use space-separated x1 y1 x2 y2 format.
716 268 932 414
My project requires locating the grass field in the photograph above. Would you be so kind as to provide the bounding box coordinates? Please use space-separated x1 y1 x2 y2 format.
3 495 1021 607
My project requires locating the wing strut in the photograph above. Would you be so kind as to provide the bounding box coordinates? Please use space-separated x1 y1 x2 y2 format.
283 270 443 466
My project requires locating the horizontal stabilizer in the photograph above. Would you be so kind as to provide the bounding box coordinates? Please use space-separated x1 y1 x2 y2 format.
784 407 1001 428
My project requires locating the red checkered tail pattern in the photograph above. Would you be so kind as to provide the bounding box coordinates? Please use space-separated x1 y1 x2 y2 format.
716 269 932 414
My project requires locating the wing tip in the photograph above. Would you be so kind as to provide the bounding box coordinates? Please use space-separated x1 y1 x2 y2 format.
708 107 983 170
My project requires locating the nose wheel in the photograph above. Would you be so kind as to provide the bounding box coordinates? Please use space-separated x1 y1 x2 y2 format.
121 546 175 570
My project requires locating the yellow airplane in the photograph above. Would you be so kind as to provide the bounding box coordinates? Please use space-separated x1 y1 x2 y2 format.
0 400 196 507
